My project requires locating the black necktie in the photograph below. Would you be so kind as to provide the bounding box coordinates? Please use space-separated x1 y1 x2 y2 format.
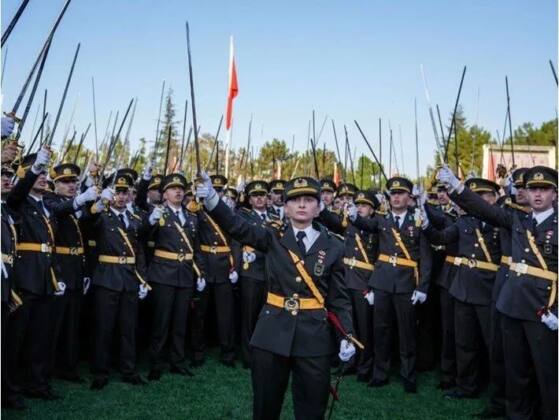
118 213 126 229
260 213 266 222
395 215 400 228
296 231 307 256
532 217 538 231
176 210 182 224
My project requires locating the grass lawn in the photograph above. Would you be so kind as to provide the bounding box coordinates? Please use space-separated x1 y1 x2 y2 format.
2 354 486 420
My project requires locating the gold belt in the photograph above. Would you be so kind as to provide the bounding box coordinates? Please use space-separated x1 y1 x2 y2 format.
450 256 499 272
343 257 374 271
267 292 324 315
55 246 84 256
1 253 14 265
378 253 417 268
154 249 193 262
98 255 135 265
16 242 52 253
510 262 557 282
500 255 512 266
200 244 231 254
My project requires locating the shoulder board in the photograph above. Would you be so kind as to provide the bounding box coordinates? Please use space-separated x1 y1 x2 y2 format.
327 230 345 242
331 208 342 215
505 200 530 214
427 199 439 206
130 212 142 221
239 207 251 214
375 210 387 216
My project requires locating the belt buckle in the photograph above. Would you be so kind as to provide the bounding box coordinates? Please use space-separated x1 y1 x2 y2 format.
118 256 127 264
284 297 300 314
5 255 13 265
41 243 49 253
349 257 356 268
515 262 528 275
388 255 397 266
468 258 477 269
69 247 78 256
177 253 185 262
210 246 217 254
453 257 462 266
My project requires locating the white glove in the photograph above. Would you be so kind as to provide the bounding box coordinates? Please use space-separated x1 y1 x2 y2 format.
55 281 66 296
1 116 15 138
541 312 558 331
100 188 114 203
84 174 95 188
242 251 256 263
229 270 239 284
347 203 357 222
138 284 149 300
236 181 246 193
338 339 356 362
196 277 206 292
437 164 463 194
149 207 163 225
75 186 98 207
142 163 153 181
83 277 91 295
196 171 216 200
364 291 375 306
417 206 429 230
411 290 427 305
92 199 105 213
222 195 236 210
31 146 51 174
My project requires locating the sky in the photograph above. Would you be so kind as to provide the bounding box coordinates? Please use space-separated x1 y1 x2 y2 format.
1 0 557 178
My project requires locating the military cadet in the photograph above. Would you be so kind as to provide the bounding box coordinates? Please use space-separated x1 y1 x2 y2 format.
1 160 23 410
190 174 237 367
320 189 379 382
337 182 357 206
5 147 66 402
224 187 239 208
45 163 98 383
438 165 557 420
85 171 149 390
268 179 286 222
236 180 272 368
196 172 355 420
348 176 432 393
423 183 460 390
320 178 336 210
424 178 502 401
144 173 206 380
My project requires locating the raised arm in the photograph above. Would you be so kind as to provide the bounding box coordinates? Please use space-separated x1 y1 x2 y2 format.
451 187 512 229
205 199 271 253
6 168 38 210
318 207 345 234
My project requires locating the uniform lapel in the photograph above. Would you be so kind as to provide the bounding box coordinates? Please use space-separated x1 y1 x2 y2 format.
280 226 303 259
306 225 330 257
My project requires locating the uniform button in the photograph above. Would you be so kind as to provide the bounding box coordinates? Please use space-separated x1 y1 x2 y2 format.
547 286 551 290
354 248 358 251
474 244 479 248
293 293 299 298
471 254 476 258
525 248 530 252
291 310 298 316
521 259 526 263
295 276 302 283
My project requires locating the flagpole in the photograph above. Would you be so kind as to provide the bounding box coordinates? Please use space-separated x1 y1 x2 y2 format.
225 125 232 178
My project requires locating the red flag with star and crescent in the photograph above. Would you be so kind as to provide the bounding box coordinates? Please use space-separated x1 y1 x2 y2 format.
226 36 238 130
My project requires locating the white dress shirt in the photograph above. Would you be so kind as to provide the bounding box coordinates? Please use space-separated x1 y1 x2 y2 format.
168 203 186 225
292 225 320 252
111 207 129 228
391 210 407 229
533 207 554 226
30 194 50 218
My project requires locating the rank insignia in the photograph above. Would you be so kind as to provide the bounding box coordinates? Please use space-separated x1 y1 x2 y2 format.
314 262 324 276
544 244 552 254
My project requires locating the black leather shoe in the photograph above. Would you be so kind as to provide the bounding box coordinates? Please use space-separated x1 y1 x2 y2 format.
220 360 236 368
444 390 477 399
3 395 26 410
474 407 505 418
437 381 455 390
24 389 61 400
368 378 389 388
58 372 85 383
190 359 205 368
356 373 370 383
170 366 194 377
122 374 147 385
90 377 109 390
147 369 162 381
403 380 417 394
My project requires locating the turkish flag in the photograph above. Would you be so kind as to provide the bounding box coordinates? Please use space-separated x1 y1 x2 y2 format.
225 36 238 130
